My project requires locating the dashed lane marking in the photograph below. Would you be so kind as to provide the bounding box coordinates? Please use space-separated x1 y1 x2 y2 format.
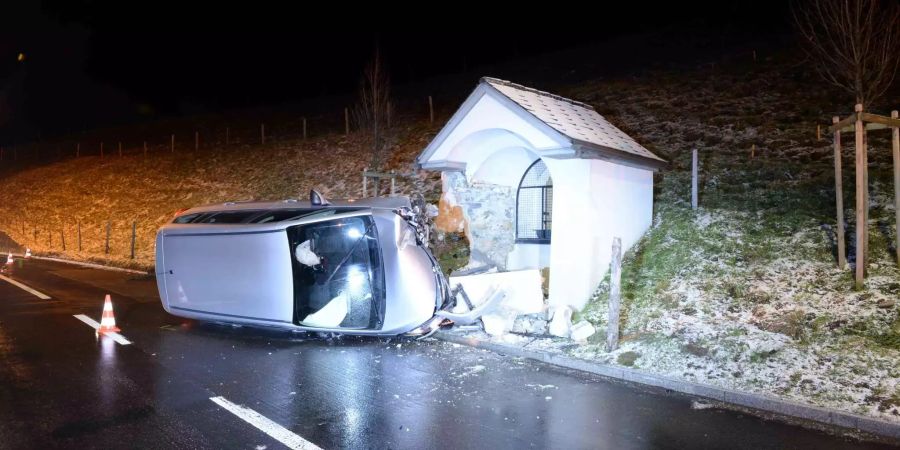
0 274 52 299
73 314 132 345
210 396 322 450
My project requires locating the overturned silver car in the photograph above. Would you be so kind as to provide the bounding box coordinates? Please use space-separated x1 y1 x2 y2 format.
155 192 495 336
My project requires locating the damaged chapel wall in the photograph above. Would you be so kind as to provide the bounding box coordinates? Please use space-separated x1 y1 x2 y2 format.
438 171 516 271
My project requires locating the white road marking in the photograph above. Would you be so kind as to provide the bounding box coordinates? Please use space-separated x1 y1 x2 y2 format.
0 274 51 299
210 396 321 450
73 314 132 345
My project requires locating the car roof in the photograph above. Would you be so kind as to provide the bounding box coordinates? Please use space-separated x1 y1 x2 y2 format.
178 196 412 216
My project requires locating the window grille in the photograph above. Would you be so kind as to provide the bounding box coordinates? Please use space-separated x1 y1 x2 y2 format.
516 159 552 243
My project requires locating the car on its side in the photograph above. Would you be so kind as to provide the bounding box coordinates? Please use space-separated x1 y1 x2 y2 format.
155 192 454 336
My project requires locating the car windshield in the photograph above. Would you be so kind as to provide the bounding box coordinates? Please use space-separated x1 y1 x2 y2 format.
287 215 385 330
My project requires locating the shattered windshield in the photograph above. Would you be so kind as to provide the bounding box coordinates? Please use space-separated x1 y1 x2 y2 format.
287 215 385 330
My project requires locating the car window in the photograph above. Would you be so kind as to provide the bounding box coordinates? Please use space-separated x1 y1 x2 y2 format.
287 215 384 330
202 210 265 224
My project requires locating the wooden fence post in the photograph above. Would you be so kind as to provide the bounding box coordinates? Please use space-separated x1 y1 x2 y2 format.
362 168 368 198
118 142 122 157
428 96 434 123
105 221 111 256
607 237 622 352
171 134 175 153
225 127 230 146
892 110 899 266
691 148 698 210
60 229 66 251
302 118 307 140
100 142 104 158
854 104 865 288
344 108 350 135
833 116 846 269
130 221 136 260
77 221 82 252
76 143 80 158
261 124 266 144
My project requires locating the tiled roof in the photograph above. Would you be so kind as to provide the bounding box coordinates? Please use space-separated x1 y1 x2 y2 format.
483 77 664 162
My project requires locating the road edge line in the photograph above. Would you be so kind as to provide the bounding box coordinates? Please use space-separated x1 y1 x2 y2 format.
434 331 900 443
0 274 51 299
73 314 132 345
210 396 321 450
16 254 149 275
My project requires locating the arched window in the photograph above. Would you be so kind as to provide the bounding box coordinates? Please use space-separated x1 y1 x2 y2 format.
516 159 552 243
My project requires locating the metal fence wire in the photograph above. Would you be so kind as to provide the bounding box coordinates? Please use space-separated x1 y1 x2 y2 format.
516 159 553 242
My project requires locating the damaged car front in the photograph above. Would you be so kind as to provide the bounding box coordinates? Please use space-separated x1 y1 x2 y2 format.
155 193 453 337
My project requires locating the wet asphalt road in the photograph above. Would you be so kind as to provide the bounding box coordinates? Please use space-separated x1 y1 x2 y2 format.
0 257 895 449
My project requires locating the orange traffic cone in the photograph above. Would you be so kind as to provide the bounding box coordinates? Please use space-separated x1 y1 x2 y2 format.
98 294 120 334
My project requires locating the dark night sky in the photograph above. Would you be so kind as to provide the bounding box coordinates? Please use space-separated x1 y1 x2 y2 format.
0 1 792 142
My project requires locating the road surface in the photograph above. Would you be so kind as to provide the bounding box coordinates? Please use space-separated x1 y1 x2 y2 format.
0 257 893 449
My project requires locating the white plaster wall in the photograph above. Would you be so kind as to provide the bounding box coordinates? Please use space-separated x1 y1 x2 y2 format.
432 92 562 165
506 243 551 270
543 158 653 311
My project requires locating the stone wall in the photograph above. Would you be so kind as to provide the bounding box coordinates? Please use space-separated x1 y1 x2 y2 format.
437 172 516 271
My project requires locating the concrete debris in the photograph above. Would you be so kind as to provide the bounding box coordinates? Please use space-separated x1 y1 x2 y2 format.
548 306 573 338
512 314 548 335
569 321 596 342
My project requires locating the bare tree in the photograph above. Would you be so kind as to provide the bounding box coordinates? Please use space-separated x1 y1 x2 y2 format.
354 48 393 172
793 0 900 106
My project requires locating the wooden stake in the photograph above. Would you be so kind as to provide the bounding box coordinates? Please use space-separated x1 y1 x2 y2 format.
195 131 199 150
100 142 104 158
833 116 846 269
607 237 622 352
171 134 175 153
854 104 865 288
691 148 698 210
261 123 266 144
118 142 122 157
428 96 434 123
362 168 368 198
105 221 111 255
302 118 307 140
892 110 900 265
60 229 66 251
77 221 82 252
751 144 755 159
225 127 230 146
130 221 136 260
344 108 350 135
76 143 80 158
861 122 869 275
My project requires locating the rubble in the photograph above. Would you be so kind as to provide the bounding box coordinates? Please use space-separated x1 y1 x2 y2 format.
569 321 596 342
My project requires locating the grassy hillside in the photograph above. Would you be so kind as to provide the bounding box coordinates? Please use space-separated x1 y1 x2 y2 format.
0 119 443 268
